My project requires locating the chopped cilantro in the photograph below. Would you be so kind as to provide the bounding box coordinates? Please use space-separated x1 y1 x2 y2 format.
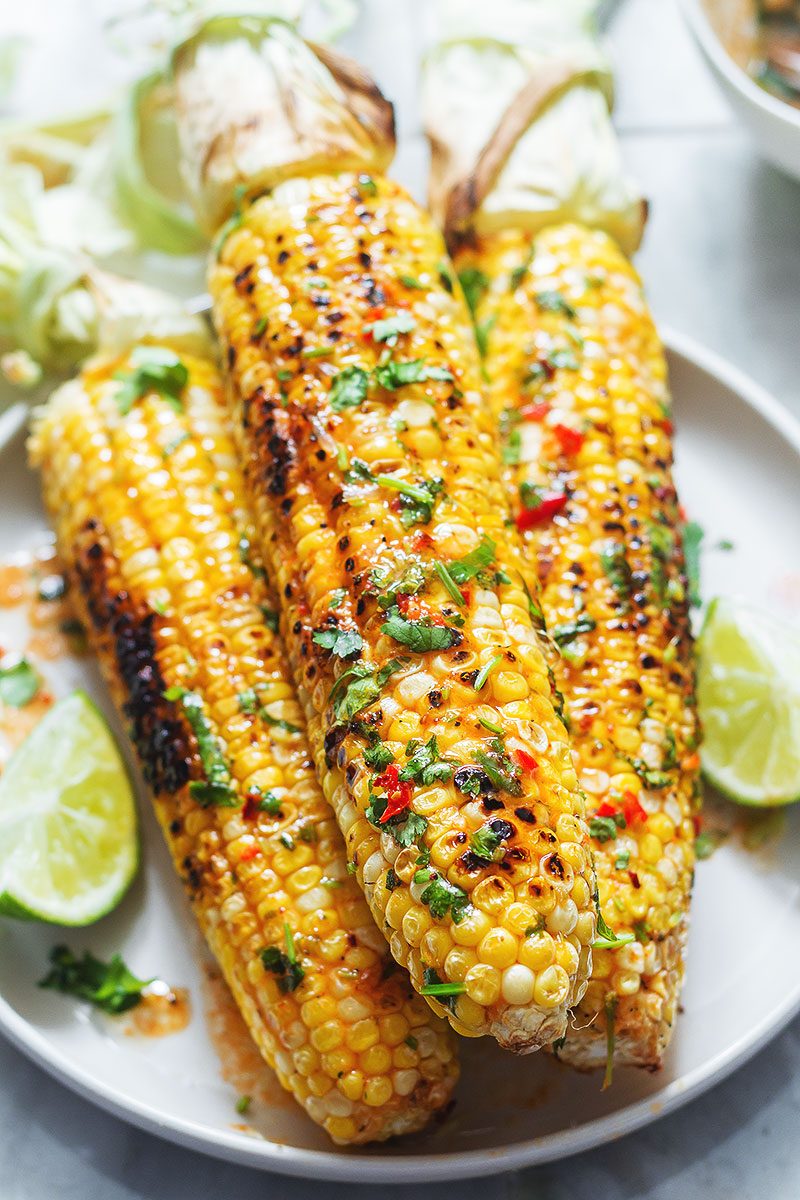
39 945 152 1015
373 358 453 390
399 273 425 290
546 348 580 372
509 250 534 291
312 627 364 659
469 825 504 863
535 290 577 319
329 588 347 610
162 431 190 459
503 428 521 465
694 830 719 860
447 536 496 585
0 659 39 708
235 1095 252 1115
381 608 460 652
473 653 502 691
682 520 704 608
599 541 632 602
330 365 369 413
364 313 416 343
166 687 237 806
399 736 452 786
433 561 465 606
551 615 596 646
329 658 405 721
260 709 301 735
589 814 625 843
626 757 671 789
260 606 280 633
114 347 188 416
301 345 331 360
457 267 490 317
420 875 470 923
375 474 444 526
614 848 631 870
357 173 377 196
260 924 305 994
364 743 394 770
237 688 258 714
475 739 522 795
475 314 496 359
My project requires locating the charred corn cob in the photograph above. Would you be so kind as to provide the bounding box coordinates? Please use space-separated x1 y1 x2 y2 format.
424 2 699 1070
30 345 458 1142
454 228 699 1069
172 21 598 1052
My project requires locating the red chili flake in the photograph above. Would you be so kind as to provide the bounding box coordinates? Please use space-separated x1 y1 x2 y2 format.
241 793 260 821
678 504 688 523
396 593 425 621
515 492 568 531
411 530 435 552
659 418 674 436
514 748 538 773
553 423 584 456
622 790 647 825
459 586 471 606
520 401 550 422
239 844 260 862
595 800 620 819
628 870 641 889
692 814 702 836
375 765 413 823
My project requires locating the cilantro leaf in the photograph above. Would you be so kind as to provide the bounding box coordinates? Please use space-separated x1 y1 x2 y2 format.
329 588 347 610
312 627 364 660
330 658 404 721
260 709 301 735
599 541 632 602
551 615 596 646
373 359 453 390
168 688 237 806
475 740 522 795
329 366 369 413
380 608 460 652
447 536 496 585
420 875 471 923
260 924 305 994
114 347 188 416
363 744 394 770
399 736 452 786
0 659 40 708
39 945 152 1015
589 815 623 843
364 313 416 343
535 290 577 319
391 811 428 847
457 267 490 317
469 825 504 862
682 520 704 608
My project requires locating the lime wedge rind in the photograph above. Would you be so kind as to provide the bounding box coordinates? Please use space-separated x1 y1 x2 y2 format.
698 598 800 808
0 691 139 925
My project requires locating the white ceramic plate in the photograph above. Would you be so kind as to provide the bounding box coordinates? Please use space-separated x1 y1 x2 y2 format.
0 329 799 1183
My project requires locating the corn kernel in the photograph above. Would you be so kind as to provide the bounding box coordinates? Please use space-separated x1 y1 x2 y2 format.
519 931 555 971
478 927 518 970
463 962 502 1006
501 963 536 1005
363 1076 394 1107
533 964 570 1008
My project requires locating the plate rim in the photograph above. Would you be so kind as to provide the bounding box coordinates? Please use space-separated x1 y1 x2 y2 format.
1 327 800 1184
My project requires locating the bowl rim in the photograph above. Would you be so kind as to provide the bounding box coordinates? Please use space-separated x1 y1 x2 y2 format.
679 0 800 132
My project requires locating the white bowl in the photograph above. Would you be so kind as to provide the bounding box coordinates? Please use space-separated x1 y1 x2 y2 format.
680 0 800 181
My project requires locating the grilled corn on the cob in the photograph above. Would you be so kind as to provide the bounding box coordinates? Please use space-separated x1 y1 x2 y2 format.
172 20 598 1052
424 2 699 1069
454 227 699 1069
30 345 458 1142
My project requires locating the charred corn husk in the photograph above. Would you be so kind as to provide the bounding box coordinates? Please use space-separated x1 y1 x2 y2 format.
173 20 598 1052
30 346 458 1142
425 2 699 1070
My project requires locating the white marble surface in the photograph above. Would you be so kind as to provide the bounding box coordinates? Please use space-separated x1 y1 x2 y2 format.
2 0 800 1197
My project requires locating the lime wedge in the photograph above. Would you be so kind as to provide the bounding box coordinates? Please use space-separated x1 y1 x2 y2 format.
697 598 800 806
0 692 138 924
